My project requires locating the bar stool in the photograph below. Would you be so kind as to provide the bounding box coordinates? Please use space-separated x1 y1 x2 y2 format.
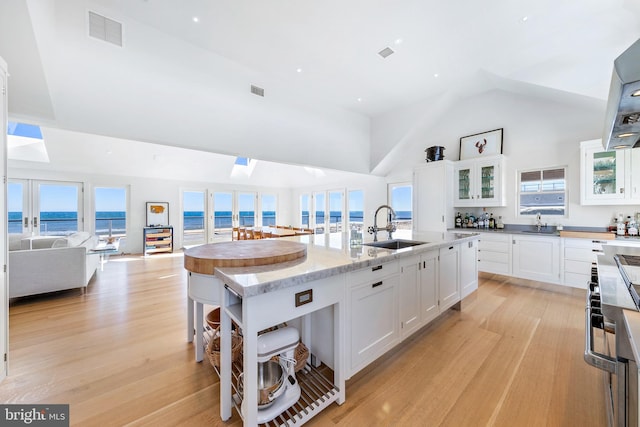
246 228 255 240
263 231 273 238
253 230 263 239
238 227 246 240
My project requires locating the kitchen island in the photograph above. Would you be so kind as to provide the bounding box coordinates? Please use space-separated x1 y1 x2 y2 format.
184 230 479 426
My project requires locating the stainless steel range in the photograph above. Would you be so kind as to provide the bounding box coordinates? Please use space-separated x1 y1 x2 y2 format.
586 244 640 427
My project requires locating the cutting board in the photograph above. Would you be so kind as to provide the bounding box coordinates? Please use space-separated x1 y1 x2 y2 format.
184 240 307 274
558 230 615 240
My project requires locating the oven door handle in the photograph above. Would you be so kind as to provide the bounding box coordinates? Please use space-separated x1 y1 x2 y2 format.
584 291 617 373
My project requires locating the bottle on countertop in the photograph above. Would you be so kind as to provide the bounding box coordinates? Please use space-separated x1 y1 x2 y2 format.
617 214 627 236
496 215 504 229
455 212 462 228
489 213 495 229
463 213 469 228
629 217 639 236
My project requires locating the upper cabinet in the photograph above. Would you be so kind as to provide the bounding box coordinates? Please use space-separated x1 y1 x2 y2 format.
580 139 640 205
413 160 454 232
453 155 506 207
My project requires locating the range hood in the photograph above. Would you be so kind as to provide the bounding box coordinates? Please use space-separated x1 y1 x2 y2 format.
602 38 640 150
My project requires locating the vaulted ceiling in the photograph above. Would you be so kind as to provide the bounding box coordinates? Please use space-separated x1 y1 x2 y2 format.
1 0 639 177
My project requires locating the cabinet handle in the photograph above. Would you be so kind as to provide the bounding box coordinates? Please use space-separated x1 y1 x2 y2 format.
620 187 624 194
372 265 382 272
449 246 454 250
372 281 383 288
592 240 606 244
33 217 38 228
23 217 28 227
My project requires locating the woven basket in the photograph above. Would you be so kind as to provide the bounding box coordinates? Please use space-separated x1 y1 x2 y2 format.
206 327 243 368
294 341 309 373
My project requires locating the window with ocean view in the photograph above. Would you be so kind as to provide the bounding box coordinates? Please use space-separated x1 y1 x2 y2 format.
300 194 310 228
389 183 412 230
348 190 364 231
261 194 276 226
95 187 126 238
183 190 206 246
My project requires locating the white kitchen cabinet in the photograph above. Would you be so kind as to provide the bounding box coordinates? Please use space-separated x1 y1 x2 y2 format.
561 237 606 288
454 155 506 207
580 139 640 205
420 250 439 324
460 239 478 298
512 235 560 284
413 160 454 232
347 262 399 376
439 244 460 310
399 256 422 338
478 232 512 275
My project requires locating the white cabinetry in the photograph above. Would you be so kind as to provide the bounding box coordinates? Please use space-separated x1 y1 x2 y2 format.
580 139 640 205
460 239 478 298
478 233 512 275
439 244 460 310
454 155 506 207
413 160 454 232
562 238 606 288
347 261 399 376
399 256 422 338
512 235 560 284
420 250 439 324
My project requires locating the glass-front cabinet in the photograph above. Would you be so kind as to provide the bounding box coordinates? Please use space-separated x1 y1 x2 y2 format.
580 139 640 205
454 155 505 207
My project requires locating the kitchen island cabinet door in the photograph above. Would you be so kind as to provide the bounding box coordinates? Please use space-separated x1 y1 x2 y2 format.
348 274 399 376
460 239 478 298
399 256 421 339
420 250 439 324
439 244 460 311
512 235 560 284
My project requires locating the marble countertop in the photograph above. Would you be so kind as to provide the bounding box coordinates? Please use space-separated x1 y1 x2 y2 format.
213 230 479 297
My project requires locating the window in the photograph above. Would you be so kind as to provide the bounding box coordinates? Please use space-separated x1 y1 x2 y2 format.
348 190 364 231
300 194 310 228
95 187 126 238
518 167 566 216
389 183 412 230
182 190 206 246
261 194 277 226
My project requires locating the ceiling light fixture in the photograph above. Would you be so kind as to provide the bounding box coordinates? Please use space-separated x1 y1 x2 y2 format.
521 16 529 22
192 16 199 23
434 73 439 78
394 38 403 45
296 68 302 73
357 98 363 102
616 132 638 138
632 89 640 97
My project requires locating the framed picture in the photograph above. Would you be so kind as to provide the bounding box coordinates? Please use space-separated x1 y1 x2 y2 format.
146 202 169 226
459 128 503 160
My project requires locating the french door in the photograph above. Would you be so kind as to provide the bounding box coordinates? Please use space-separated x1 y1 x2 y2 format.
211 191 257 241
307 190 345 234
182 190 207 247
8 179 84 236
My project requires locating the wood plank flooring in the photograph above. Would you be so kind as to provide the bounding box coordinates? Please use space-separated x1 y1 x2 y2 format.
0 253 606 426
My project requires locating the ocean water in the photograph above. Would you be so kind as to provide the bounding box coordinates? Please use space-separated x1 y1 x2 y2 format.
8 210 412 235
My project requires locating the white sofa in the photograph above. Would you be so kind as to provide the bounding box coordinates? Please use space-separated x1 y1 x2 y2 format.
9 232 100 298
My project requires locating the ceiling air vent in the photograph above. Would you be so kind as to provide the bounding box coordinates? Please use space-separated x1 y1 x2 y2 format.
378 47 395 59
89 11 123 47
250 85 265 97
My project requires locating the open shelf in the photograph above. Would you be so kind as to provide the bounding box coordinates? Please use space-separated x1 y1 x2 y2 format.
204 329 339 426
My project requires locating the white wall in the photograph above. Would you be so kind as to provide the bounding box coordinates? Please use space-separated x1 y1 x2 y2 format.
383 88 625 228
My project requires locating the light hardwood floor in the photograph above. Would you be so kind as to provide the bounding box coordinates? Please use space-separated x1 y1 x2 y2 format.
1 253 606 426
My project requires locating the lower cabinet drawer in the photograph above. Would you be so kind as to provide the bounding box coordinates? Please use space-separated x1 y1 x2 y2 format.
564 272 590 289
478 260 510 275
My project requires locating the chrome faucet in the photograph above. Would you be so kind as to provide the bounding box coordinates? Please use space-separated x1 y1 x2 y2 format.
368 204 397 242
536 213 543 231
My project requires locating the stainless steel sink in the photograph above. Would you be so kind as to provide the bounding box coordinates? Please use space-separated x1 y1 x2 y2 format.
521 230 557 235
363 239 428 250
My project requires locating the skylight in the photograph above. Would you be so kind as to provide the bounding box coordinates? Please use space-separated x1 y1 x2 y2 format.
7 121 49 162
235 156 250 166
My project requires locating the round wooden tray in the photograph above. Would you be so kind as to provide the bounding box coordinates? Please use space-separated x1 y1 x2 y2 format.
184 240 307 274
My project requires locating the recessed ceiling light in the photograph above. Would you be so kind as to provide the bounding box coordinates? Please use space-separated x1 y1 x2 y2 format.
357 98 363 103
613 145 629 149
192 16 199 23
521 16 529 22
296 68 302 73
434 73 439 78
632 89 640 97
616 132 638 138
394 38 403 45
